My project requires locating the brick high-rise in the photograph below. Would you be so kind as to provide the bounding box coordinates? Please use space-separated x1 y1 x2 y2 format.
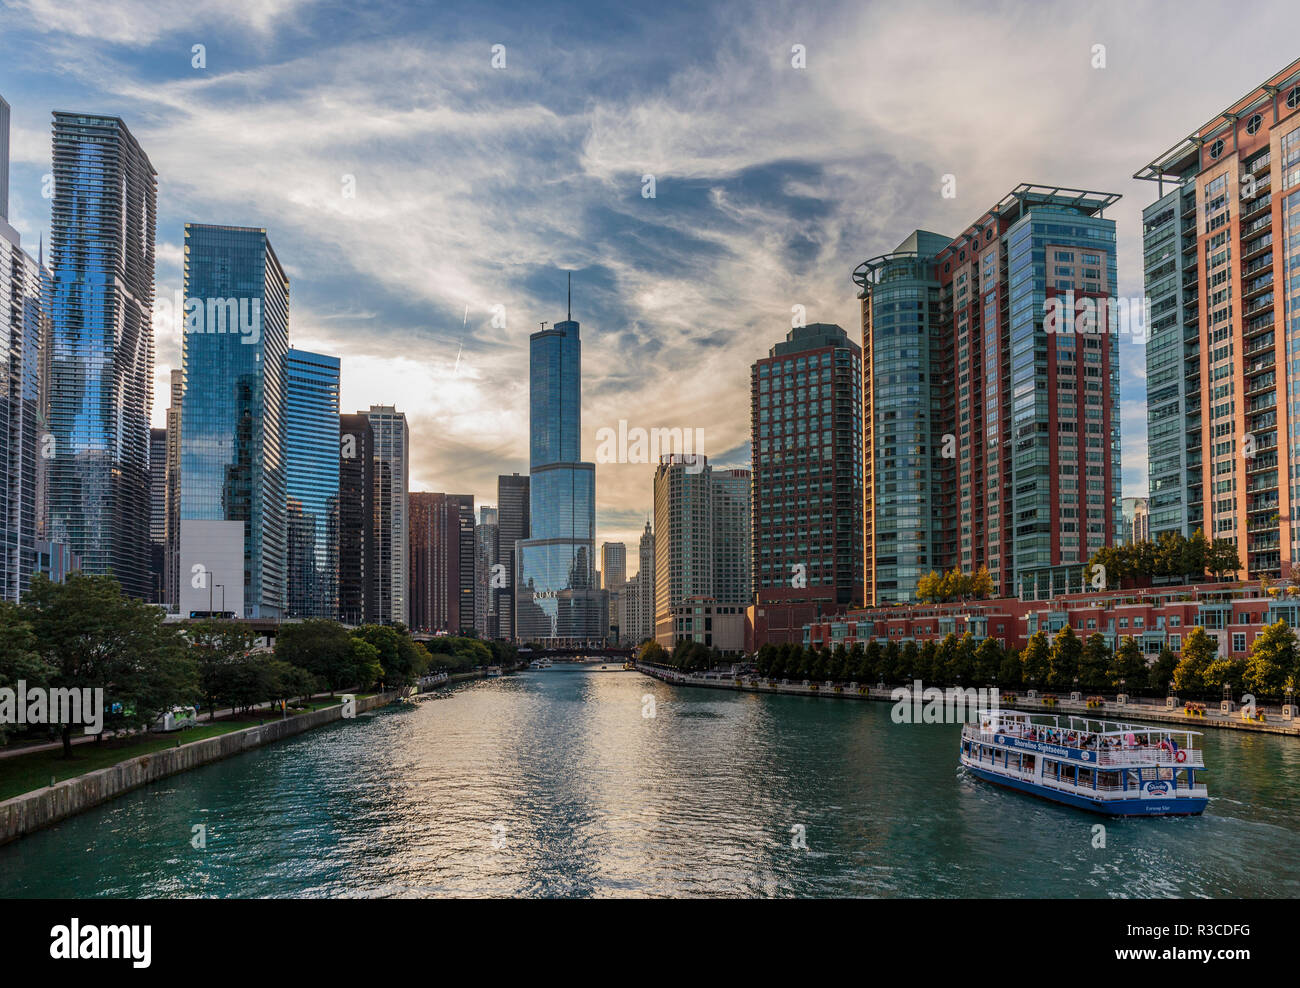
854 185 1122 603
1136 58 1300 579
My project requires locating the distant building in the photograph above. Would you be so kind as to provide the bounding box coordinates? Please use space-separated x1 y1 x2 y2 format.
1122 497 1150 546
635 518 655 645
496 473 529 639
653 455 751 648
409 492 475 634
515 298 603 643
475 506 499 638
601 542 626 639
337 413 375 625
164 371 182 610
149 426 166 603
365 406 409 625
285 348 341 618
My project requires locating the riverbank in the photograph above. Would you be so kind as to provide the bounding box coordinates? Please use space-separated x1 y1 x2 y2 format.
0 690 400 846
635 664 1300 737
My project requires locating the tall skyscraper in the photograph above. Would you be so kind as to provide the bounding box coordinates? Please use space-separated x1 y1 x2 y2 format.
750 322 862 640
653 455 751 646
636 518 655 644
0 96 46 603
47 112 156 599
148 426 165 602
1137 58 1300 579
409 491 475 634
854 185 1122 603
496 472 529 639
1122 497 1150 546
285 348 341 618
179 224 289 619
365 405 409 625
164 369 182 610
475 505 499 638
601 542 626 588
515 291 602 642
338 413 375 625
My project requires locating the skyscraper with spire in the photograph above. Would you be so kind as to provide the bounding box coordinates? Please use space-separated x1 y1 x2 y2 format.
514 275 603 642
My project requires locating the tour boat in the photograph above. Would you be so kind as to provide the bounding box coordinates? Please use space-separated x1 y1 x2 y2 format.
959 709 1208 816
529 658 553 669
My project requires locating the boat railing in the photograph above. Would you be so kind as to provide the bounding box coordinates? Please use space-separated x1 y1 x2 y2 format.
961 726 1204 767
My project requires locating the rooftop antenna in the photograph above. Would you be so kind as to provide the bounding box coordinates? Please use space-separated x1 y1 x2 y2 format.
567 271 571 321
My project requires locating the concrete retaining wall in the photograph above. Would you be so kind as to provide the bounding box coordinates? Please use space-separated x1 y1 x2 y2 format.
0 691 398 846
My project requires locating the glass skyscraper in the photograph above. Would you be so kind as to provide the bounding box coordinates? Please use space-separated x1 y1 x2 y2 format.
285 348 340 618
0 96 46 603
179 224 288 618
47 112 156 599
515 304 603 643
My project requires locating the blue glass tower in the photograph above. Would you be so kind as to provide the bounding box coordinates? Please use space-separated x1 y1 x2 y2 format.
179 224 288 618
285 348 340 618
46 112 156 598
515 284 602 642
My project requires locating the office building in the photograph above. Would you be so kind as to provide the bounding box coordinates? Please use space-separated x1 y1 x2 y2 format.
475 505 499 638
366 405 409 625
47 111 156 598
409 491 475 634
178 224 289 619
285 348 340 618
338 412 375 624
497 473 529 639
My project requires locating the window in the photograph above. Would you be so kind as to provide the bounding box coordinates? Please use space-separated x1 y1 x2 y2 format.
1209 139 1224 159
1233 633 1246 653
1288 85 1300 109
1247 113 1262 135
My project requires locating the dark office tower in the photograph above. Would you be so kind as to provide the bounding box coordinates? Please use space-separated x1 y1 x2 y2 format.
854 186 1121 603
148 426 165 603
475 506 499 638
365 405 409 625
496 472 529 639
164 370 182 609
750 323 862 639
338 413 375 625
179 225 288 619
47 112 156 599
0 96 45 603
515 293 602 643
285 348 341 618
409 492 475 633
1136 58 1300 579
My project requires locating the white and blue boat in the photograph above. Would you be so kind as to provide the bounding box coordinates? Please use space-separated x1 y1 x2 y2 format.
960 709 1208 816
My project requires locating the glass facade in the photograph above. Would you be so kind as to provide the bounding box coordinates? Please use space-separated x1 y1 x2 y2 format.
47 113 156 599
0 216 44 603
855 240 947 604
516 317 603 641
180 224 288 618
285 348 340 618
365 406 408 626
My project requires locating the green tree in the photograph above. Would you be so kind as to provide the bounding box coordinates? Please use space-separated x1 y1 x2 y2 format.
1243 620 1296 698
1148 646 1178 693
186 619 258 721
1108 636 1146 691
1077 632 1111 691
1048 626 1082 690
997 648 1023 689
1020 631 1051 688
0 602 50 745
24 573 197 756
275 619 356 695
973 637 1002 685
1173 627 1217 694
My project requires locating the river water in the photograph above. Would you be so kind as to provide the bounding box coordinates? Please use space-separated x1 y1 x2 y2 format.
2 666 1298 897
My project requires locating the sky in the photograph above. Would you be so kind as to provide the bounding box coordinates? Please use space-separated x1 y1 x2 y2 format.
2 0 1297 571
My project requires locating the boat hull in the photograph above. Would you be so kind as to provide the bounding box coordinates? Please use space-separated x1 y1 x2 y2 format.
966 765 1208 817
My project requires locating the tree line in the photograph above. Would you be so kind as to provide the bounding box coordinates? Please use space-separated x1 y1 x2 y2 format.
736 621 1300 701
0 573 518 757
1086 529 1241 587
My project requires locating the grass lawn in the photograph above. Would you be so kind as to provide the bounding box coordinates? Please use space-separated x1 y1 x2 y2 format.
0 719 260 802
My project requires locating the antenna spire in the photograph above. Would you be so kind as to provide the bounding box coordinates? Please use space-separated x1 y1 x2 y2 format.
567 271 571 321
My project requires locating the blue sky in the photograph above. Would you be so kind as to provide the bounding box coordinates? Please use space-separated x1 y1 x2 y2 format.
2 0 1297 560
